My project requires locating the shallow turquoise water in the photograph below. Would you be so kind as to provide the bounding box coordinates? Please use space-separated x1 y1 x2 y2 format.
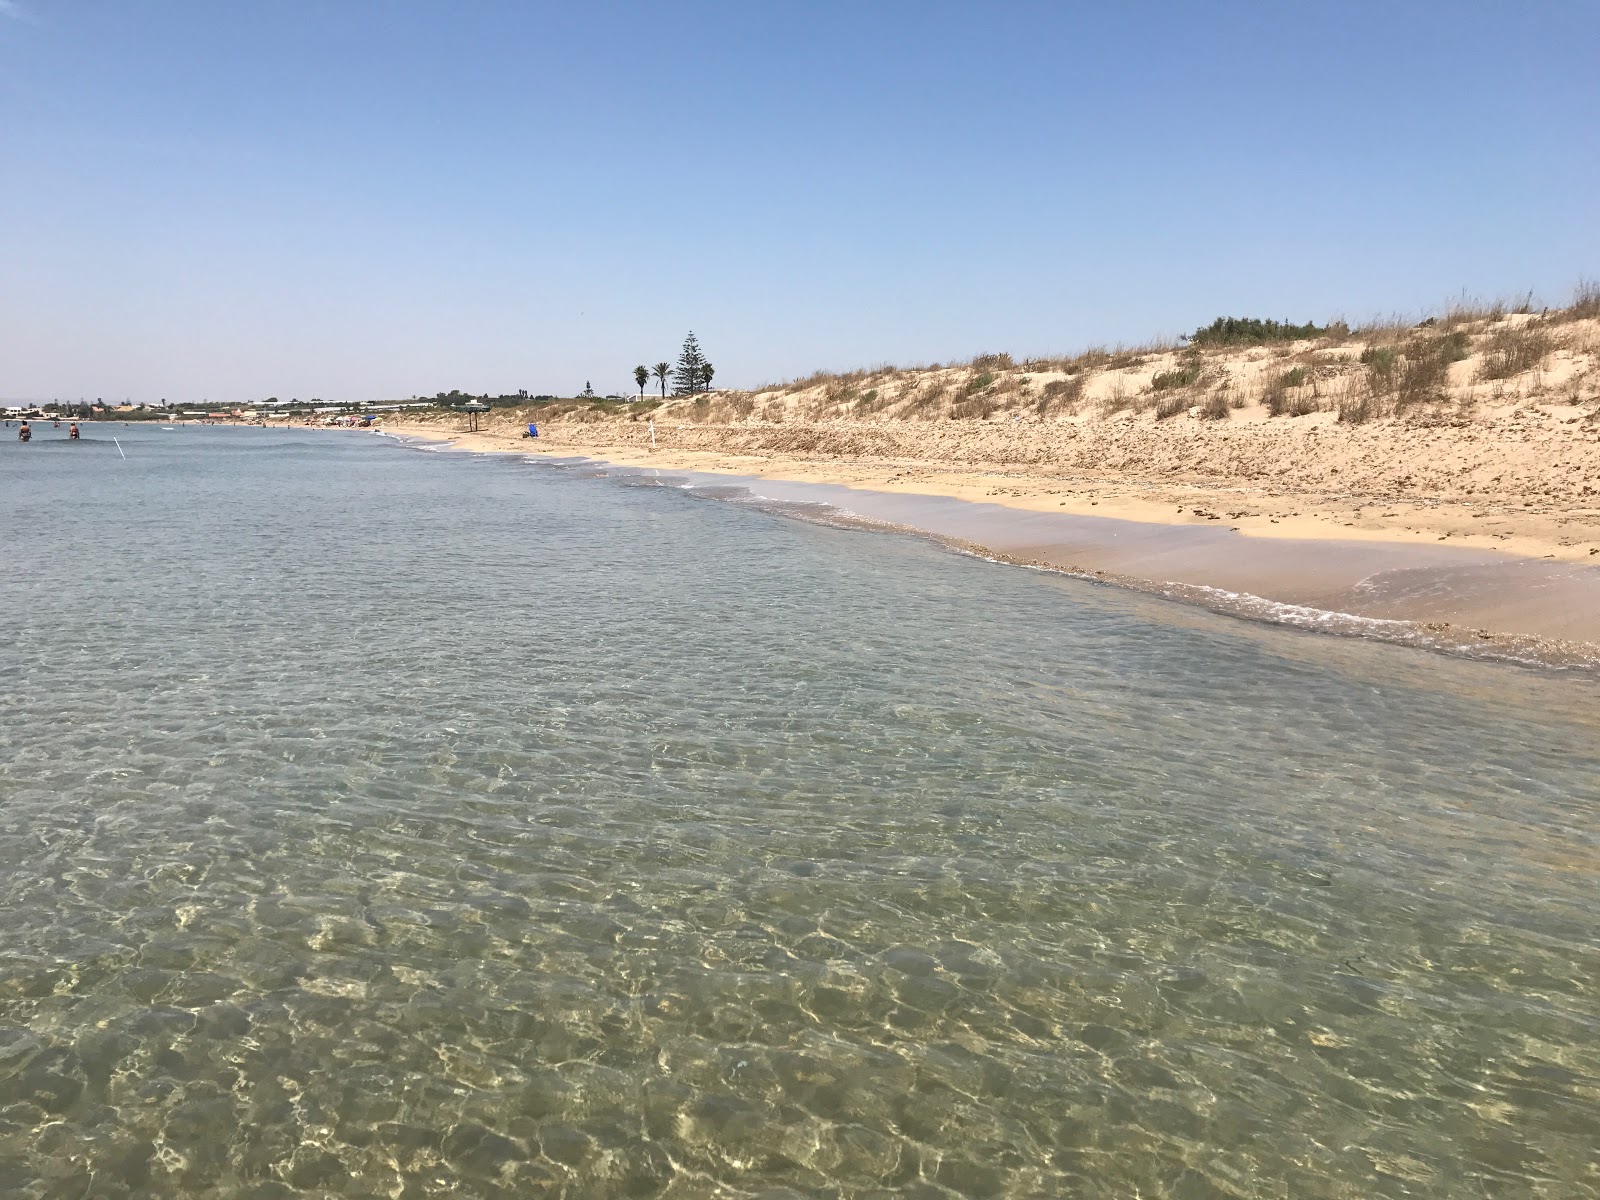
2 424 1598 1198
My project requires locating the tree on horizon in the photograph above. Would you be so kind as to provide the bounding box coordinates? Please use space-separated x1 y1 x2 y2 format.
700 362 715 392
652 362 671 398
633 365 648 399
672 332 709 395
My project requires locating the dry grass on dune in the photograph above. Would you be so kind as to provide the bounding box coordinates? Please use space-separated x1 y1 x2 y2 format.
386 285 1600 576
403 287 1600 540
634 288 1600 431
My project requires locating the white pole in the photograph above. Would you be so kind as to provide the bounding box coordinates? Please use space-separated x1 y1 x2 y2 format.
649 419 655 447
114 437 126 460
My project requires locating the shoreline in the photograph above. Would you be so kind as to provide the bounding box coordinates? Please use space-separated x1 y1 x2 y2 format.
374 420 1600 666
373 417 1600 562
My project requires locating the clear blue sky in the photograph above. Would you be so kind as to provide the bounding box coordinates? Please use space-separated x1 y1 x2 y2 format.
3 1 1596 404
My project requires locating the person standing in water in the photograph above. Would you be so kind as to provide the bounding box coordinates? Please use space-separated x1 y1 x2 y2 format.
69 422 80 440
18 421 31 442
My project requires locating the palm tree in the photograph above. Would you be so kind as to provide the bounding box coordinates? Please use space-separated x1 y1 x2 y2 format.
652 362 671 398
634 365 648 399
700 362 715 392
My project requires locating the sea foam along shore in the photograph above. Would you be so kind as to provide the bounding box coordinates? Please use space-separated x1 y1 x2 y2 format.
370 418 1600 669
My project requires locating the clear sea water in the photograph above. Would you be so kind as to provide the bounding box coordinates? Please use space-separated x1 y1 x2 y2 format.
2 423 1598 1199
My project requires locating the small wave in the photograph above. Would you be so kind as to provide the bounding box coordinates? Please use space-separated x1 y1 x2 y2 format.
387 436 454 453
962 550 1599 671
723 491 1600 671
405 444 1600 672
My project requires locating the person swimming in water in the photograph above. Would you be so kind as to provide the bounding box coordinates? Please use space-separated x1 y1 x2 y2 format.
18 421 31 442
69 422 80 440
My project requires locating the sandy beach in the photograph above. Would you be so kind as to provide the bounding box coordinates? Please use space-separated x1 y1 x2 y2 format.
355 306 1600 662
366 413 1600 664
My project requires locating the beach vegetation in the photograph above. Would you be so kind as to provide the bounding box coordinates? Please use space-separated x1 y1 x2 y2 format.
948 393 997 419
1151 357 1203 391
1261 372 1290 417
1358 332 1467 411
672 333 712 395
1153 393 1190 420
1189 316 1329 347
1043 378 1081 403
1022 344 1167 375
587 277 1600 434
1062 348 1110 374
1337 390 1377 423
904 379 949 418
1437 291 1535 330
1353 315 1411 346
1476 321 1552 381
1035 376 1084 416
1360 345 1398 377
1097 376 1133 416
1562 278 1600 322
970 352 1015 371
1262 366 1320 417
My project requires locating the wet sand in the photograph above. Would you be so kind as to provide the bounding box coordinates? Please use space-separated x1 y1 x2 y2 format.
374 422 1600 666
723 477 1600 655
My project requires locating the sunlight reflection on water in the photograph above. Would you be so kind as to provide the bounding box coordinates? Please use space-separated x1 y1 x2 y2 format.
1 426 1597 1198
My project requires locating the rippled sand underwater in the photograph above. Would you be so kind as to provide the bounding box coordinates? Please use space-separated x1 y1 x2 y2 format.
2 426 1598 1198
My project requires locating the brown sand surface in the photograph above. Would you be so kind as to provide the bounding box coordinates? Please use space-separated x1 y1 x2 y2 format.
367 413 1600 660
375 414 1600 561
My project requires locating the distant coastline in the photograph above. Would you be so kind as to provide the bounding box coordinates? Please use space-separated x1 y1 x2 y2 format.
104 292 1600 666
